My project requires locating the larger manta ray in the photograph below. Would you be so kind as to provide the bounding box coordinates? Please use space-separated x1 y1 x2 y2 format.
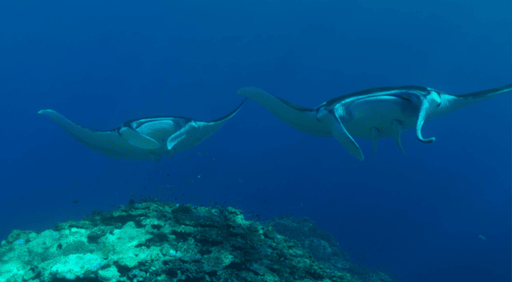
238 85 511 160
38 99 246 160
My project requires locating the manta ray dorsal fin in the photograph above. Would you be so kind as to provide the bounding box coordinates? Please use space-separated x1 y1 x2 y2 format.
331 112 364 161
416 100 436 143
167 128 188 150
120 127 161 149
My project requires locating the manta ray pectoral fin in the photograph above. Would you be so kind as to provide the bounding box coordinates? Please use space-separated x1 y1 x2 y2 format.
392 120 405 154
38 109 158 160
416 101 436 143
167 129 188 150
237 87 332 137
331 114 364 161
370 127 379 155
119 127 161 150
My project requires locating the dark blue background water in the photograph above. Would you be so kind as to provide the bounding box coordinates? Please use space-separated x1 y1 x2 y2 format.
0 0 510 281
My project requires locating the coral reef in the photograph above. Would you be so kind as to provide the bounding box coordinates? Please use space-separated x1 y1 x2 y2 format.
267 216 391 282
0 199 391 282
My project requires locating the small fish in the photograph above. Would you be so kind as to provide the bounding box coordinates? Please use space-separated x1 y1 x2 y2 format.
71 200 79 204
187 179 194 183
478 234 487 241
239 179 243 183
197 175 201 178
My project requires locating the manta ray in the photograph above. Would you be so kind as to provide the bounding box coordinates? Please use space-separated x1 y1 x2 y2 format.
38 99 246 160
238 85 511 160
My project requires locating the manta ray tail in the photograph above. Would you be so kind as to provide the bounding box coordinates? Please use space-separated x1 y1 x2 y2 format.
237 87 332 137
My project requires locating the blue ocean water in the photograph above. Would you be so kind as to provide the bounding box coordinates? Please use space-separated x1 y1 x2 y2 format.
0 0 510 281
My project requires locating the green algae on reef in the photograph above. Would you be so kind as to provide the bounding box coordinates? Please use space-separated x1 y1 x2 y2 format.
0 200 390 282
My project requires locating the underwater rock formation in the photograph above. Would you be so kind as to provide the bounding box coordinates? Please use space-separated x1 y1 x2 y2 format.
0 200 391 282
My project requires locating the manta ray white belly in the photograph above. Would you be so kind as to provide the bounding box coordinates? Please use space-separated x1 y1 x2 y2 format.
341 96 418 139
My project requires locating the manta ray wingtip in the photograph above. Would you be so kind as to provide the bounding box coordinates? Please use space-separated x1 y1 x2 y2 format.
38 109 53 115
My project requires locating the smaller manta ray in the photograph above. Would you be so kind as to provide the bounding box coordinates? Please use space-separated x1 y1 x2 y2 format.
38 99 246 160
237 85 511 160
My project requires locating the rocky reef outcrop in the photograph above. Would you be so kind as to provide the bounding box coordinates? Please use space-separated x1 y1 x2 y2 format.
267 216 391 282
0 199 391 282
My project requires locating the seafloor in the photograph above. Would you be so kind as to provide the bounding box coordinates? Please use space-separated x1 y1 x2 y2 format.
0 198 391 282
